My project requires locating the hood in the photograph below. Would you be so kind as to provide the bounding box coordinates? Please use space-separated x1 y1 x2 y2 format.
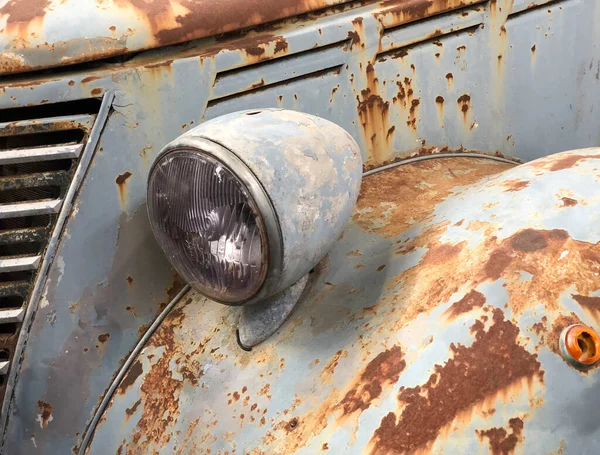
0 0 355 75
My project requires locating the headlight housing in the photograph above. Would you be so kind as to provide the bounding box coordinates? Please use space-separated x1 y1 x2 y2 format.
148 109 362 308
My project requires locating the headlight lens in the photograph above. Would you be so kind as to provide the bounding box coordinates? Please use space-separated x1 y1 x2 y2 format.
147 149 268 304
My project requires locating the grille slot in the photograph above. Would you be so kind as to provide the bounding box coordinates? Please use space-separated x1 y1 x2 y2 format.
0 101 99 399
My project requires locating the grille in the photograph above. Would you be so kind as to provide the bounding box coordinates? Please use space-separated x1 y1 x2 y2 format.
0 99 101 400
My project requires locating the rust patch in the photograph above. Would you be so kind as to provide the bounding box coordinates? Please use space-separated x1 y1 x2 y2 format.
90 88 102 96
532 316 548 337
457 93 471 123
251 79 266 89
81 76 101 84
435 95 444 127
116 172 133 185
445 72 454 88
510 229 549 252
391 49 409 59
444 289 486 319
347 30 361 48
338 346 406 416
145 59 174 70
477 417 524 454
354 158 511 238
502 179 530 192
572 294 600 321
357 62 391 165
130 354 183 449
118 360 143 395
125 399 142 417
534 154 594 172
116 171 132 205
36 400 53 428
0 0 49 24
369 309 542 454
377 0 478 28
273 37 288 54
98 333 110 343
561 197 578 207
407 98 420 132
421 242 465 266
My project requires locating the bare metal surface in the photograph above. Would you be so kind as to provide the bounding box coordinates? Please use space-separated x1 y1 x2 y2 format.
88 150 600 454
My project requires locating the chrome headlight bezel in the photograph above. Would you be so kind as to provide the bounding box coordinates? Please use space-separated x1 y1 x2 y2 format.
147 137 283 305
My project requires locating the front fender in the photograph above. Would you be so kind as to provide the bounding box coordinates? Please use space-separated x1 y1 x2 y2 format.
87 150 600 454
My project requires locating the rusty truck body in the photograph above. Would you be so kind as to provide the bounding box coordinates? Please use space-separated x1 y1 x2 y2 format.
1 0 600 453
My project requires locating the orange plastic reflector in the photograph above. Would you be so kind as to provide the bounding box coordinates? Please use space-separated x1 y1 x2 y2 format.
564 325 600 365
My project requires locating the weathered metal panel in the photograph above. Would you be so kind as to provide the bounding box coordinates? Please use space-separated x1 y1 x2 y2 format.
0 0 360 75
87 150 600 454
0 0 599 453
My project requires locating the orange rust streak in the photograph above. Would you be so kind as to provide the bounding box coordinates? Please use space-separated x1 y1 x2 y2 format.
358 63 392 166
115 171 132 206
435 95 444 128
376 0 481 29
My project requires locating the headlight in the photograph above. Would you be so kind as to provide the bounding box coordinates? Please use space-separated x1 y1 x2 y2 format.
148 150 269 304
148 109 362 345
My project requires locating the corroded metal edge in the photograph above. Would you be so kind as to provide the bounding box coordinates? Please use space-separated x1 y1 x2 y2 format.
0 91 115 447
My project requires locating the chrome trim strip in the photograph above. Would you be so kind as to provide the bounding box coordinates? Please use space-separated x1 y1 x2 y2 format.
0 200 62 219
0 256 40 273
0 91 115 448
0 144 83 165
0 309 25 324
